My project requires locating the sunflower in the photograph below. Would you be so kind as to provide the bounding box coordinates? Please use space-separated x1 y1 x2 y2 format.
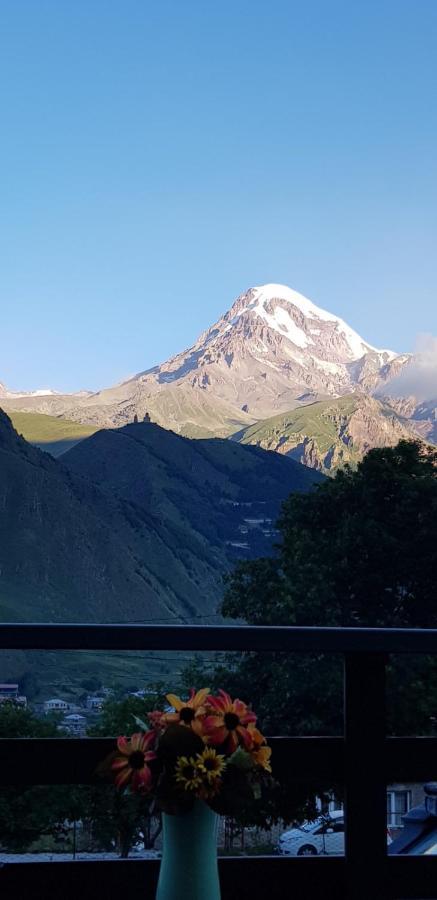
112 731 157 792
174 755 203 791
164 688 210 737
203 690 257 753
196 747 227 784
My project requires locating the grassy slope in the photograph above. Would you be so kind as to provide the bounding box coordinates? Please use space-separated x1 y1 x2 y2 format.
1 416 322 697
232 394 417 473
235 396 359 452
8 411 98 457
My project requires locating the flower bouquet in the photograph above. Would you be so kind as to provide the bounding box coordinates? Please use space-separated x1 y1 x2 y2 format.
105 688 275 900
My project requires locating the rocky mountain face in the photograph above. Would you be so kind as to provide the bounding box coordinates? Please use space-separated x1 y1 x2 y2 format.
410 399 437 443
0 411 321 626
1 284 410 438
234 394 417 474
3 283 434 470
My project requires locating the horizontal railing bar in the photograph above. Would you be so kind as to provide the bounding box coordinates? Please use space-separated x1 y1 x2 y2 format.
0 736 345 785
0 857 346 900
1 856 437 900
2 622 437 652
1 736 436 786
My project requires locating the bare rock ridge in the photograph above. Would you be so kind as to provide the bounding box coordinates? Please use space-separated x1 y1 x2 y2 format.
2 283 434 469
0 284 411 436
234 393 419 474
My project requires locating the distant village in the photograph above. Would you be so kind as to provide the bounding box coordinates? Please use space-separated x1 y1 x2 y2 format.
0 682 151 736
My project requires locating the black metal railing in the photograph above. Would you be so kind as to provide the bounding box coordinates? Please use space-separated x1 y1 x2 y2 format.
1 623 437 900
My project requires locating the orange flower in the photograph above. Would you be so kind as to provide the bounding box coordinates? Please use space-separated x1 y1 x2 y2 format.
164 688 209 738
252 745 272 772
203 690 256 753
247 724 266 748
112 731 157 792
247 723 272 772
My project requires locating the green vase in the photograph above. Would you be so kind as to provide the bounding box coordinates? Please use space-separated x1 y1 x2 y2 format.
156 799 221 900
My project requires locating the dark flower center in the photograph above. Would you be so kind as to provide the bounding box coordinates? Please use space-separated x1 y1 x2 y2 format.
129 750 145 770
204 758 216 771
182 764 196 780
224 712 240 731
179 706 195 723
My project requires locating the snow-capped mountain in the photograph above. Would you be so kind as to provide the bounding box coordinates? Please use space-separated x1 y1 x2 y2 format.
109 283 408 432
0 284 410 435
0 381 59 399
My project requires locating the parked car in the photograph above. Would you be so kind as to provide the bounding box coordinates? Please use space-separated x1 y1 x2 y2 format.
278 811 392 856
278 810 345 856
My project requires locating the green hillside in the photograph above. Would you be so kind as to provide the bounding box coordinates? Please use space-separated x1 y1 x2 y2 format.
233 394 416 474
0 412 322 693
8 410 98 456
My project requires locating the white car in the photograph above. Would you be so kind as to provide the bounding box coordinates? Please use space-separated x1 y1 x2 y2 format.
278 810 392 856
278 810 345 856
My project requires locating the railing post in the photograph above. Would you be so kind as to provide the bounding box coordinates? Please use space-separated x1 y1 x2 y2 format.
344 652 388 899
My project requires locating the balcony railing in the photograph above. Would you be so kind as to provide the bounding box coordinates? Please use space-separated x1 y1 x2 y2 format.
1 623 437 899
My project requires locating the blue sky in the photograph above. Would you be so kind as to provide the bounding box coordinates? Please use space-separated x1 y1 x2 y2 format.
1 0 436 392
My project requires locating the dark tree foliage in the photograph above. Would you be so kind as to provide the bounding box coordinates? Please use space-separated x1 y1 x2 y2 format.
0 702 161 855
224 441 437 629
190 441 437 738
0 703 61 738
0 705 69 851
88 690 166 737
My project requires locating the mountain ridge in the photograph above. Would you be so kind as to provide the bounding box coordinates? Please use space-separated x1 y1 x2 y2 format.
0 283 411 439
234 393 419 474
0 409 322 625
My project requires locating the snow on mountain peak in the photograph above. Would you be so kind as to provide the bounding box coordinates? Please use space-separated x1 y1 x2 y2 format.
252 283 337 323
250 283 394 362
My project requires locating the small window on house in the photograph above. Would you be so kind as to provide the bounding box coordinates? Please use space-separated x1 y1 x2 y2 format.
387 790 411 827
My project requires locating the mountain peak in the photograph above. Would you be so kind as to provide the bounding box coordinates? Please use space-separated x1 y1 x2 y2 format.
252 283 339 322
234 283 395 362
0 283 408 438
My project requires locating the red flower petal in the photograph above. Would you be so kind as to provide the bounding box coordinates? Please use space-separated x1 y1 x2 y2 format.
116 736 130 755
112 757 129 771
237 725 253 749
114 767 132 787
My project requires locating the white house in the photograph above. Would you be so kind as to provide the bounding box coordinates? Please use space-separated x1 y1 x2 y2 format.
86 695 103 711
44 698 69 714
0 684 27 707
62 713 87 736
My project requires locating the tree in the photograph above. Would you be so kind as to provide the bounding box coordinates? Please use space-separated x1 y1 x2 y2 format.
88 690 166 737
0 703 62 738
0 699 164 856
88 691 165 853
224 441 437 629
0 704 71 851
188 441 437 736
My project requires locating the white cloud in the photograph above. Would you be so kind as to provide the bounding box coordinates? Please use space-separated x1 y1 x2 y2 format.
385 334 437 402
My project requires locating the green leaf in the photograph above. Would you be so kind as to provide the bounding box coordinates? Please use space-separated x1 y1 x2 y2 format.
228 747 254 770
133 715 149 732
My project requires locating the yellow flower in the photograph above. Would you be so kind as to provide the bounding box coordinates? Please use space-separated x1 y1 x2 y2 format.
196 747 227 784
174 755 203 791
251 745 272 773
165 688 210 738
